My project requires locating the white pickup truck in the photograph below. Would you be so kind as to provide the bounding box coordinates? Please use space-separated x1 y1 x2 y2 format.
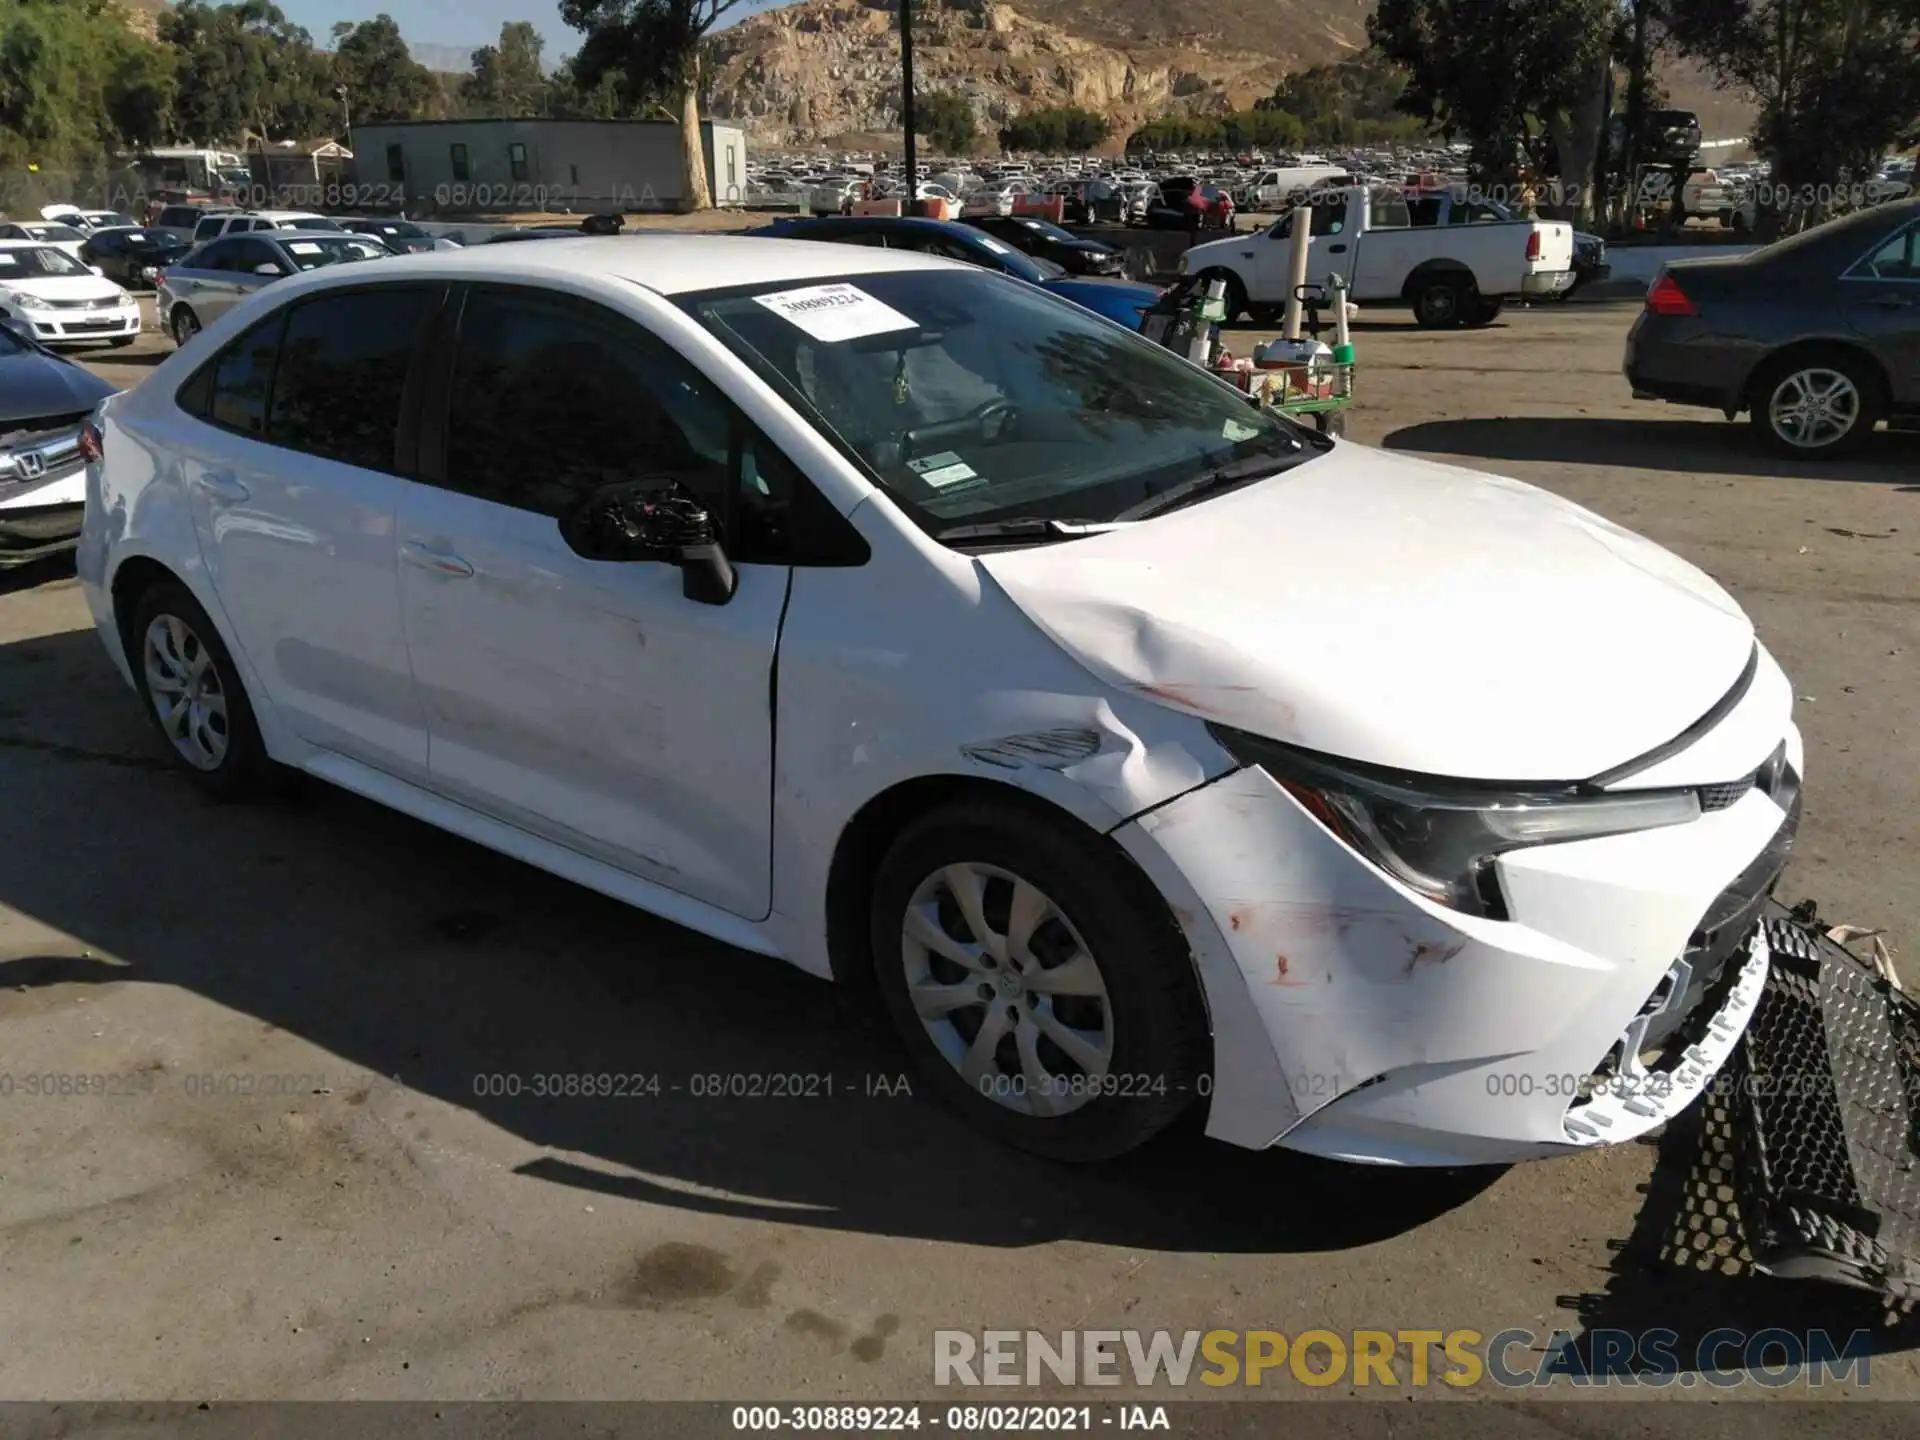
1180 183 1577 328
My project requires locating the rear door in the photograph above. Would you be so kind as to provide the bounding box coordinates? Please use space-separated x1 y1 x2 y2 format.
175 283 442 778
1843 219 1920 406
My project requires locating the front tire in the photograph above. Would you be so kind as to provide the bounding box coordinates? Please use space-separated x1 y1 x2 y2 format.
170 305 200 347
128 581 279 799
1751 351 1880 459
869 800 1207 1162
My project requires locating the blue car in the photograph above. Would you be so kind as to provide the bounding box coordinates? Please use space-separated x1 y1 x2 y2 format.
748 215 1163 331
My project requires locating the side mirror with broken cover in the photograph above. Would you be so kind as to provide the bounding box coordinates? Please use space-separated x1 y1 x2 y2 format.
559 477 737 605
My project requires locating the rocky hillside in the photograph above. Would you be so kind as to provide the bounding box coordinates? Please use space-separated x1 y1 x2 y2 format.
703 0 1334 147
705 0 1755 152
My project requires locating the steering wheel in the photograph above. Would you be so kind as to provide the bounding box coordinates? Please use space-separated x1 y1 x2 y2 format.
904 398 1017 460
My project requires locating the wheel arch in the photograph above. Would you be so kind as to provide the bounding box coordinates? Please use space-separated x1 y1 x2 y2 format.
822 774 1205 1022
1400 258 1476 303
109 552 188 659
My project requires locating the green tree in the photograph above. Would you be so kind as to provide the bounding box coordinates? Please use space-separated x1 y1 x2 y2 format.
561 0 744 211
998 106 1111 152
1370 0 1616 196
462 21 549 118
917 90 978 153
549 56 632 119
1662 0 1920 228
330 15 442 126
159 1 330 146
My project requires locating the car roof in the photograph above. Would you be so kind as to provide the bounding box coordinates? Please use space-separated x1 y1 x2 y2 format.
0 238 66 250
782 215 974 237
209 233 952 299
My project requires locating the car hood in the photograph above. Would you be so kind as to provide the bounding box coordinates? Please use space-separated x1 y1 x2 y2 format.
0 350 115 425
2 275 129 304
976 442 1755 782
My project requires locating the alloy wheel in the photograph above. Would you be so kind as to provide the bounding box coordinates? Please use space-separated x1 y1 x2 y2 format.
899 862 1114 1118
1769 367 1860 450
143 613 229 771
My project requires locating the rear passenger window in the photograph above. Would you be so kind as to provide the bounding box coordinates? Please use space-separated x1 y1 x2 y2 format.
207 316 283 436
266 288 436 472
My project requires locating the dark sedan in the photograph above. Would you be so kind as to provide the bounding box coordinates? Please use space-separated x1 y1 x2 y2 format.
77 225 191 288
964 215 1123 275
0 320 116 566
749 216 1162 330
1626 198 1919 457
340 217 445 253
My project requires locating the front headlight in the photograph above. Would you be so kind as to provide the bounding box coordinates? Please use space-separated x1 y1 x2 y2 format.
1208 724 1702 919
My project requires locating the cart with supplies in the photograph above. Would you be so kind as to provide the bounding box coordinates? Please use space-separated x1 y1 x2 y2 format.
1141 202 1357 435
1141 272 1357 437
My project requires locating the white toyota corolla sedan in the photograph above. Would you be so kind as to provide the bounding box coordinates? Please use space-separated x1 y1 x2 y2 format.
76 237 1802 1167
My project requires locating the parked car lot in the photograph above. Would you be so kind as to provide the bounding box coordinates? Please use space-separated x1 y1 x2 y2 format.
4 297 1917 1401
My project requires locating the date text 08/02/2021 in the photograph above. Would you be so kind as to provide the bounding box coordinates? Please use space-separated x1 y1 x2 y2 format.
730 1406 1170 1432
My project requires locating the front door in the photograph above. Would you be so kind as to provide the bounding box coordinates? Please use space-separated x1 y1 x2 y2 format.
179 285 438 779
397 285 788 920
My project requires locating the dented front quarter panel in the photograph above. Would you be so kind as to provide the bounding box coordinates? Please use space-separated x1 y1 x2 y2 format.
762 494 1237 977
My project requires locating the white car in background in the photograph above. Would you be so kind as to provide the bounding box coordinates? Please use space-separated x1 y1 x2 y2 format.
0 220 90 261
79 237 1800 1169
0 241 141 348
41 204 140 234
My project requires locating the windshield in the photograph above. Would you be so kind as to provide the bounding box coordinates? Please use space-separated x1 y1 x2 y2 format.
27 224 84 242
0 245 89 278
1019 218 1077 243
91 213 136 228
279 236 388 270
681 269 1312 542
277 216 343 232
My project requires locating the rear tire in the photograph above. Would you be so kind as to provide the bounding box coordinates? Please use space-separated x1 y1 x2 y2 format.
1750 350 1881 460
170 306 200 346
128 581 280 799
1412 277 1471 329
1467 297 1505 327
868 799 1207 1162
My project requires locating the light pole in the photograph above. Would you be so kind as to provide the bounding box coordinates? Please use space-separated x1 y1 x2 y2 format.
899 0 917 212
336 84 352 139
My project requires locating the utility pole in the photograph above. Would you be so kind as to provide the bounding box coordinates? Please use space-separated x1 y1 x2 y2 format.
336 85 352 140
899 0 917 213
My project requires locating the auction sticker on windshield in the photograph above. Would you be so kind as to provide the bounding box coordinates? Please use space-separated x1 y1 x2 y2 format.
907 451 981 490
287 242 322 254
754 282 917 343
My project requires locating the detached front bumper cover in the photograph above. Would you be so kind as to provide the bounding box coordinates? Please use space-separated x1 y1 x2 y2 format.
1729 908 1920 1301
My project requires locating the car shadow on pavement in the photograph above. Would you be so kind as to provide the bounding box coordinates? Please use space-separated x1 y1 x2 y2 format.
0 622 1504 1257
1384 417 1920 483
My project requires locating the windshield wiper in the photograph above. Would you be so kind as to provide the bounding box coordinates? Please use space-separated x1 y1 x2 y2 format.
933 516 1128 545
1114 445 1306 523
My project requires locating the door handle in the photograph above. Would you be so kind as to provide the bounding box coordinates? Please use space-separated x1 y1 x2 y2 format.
1869 293 1913 309
400 540 474 578
193 469 249 503
1328 243 1349 254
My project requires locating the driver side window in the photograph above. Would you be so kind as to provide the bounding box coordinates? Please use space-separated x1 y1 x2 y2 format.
443 289 733 523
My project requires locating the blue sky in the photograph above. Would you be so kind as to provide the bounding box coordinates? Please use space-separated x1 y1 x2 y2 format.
278 0 788 61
